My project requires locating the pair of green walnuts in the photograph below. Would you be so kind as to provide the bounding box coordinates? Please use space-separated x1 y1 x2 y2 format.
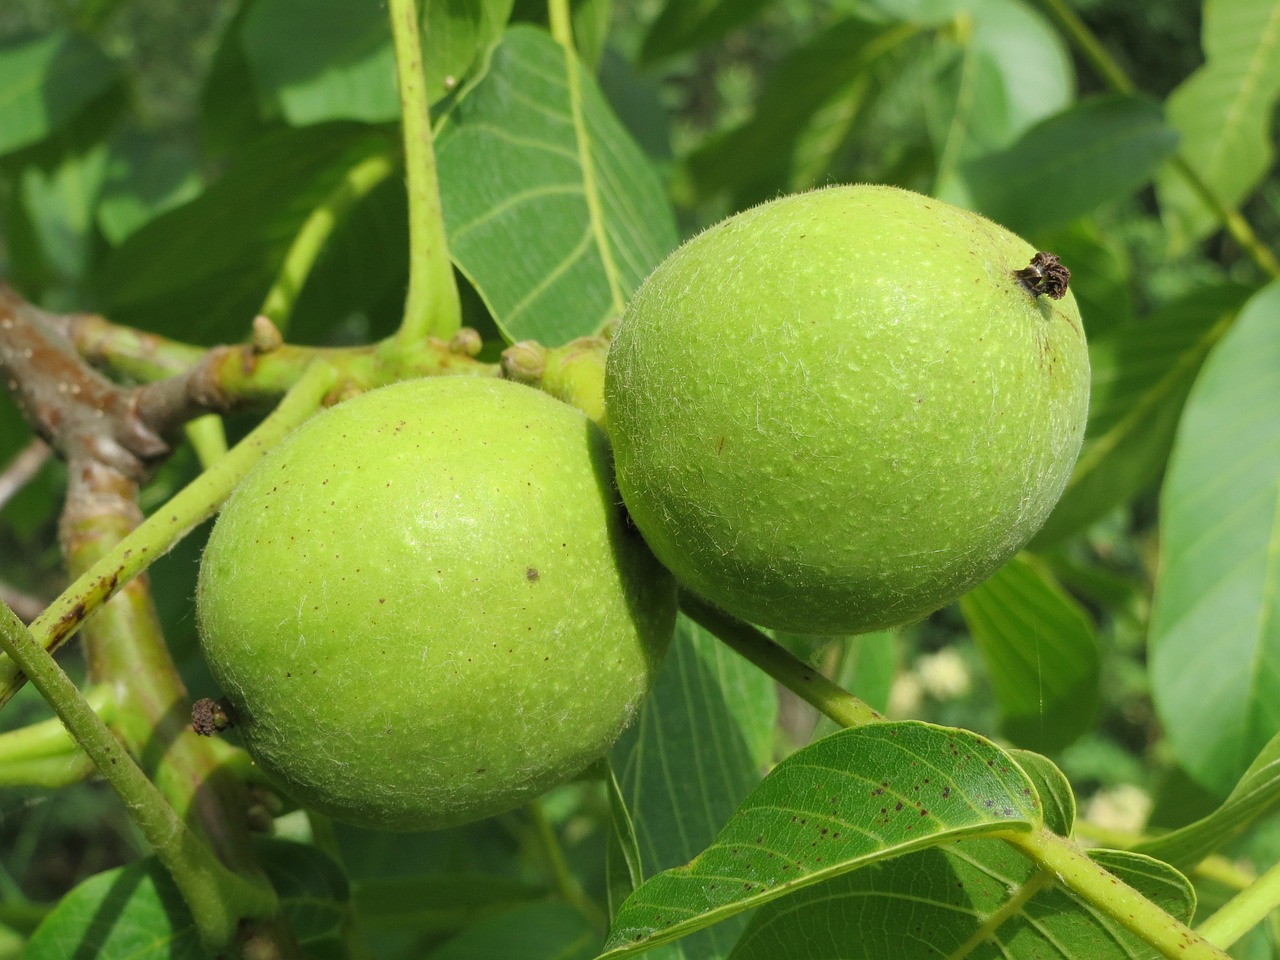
196 185 1090 831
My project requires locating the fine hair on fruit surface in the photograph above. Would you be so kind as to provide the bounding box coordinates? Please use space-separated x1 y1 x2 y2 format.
196 376 676 831
605 184 1090 636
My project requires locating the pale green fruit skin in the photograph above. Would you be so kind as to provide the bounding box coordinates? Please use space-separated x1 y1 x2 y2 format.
197 377 675 831
605 185 1089 635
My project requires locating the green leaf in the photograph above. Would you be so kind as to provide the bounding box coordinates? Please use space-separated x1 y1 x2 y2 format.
1136 729 1280 871
19 141 108 287
1034 283 1255 547
1030 221 1133 341
1157 0 1280 250
726 840 1192 960
95 123 395 343
242 0 512 126
287 173 409 345
605 758 645 919
683 18 914 207
422 0 516 104
0 31 119 156
1010 750 1074 836
959 555 1099 753
427 902 596 959
242 0 398 125
601 723 1041 957
352 874 544 932
611 613 776 958
639 0 777 64
97 130 203 245
436 25 677 345
1150 280 1280 795
930 0 1073 199
24 858 203 960
255 838 348 943
961 94 1179 236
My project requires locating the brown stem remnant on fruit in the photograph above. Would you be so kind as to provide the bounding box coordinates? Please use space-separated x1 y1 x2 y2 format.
192 697 235 736
1015 252 1070 300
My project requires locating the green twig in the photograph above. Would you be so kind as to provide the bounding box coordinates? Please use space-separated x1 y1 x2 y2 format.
1034 0 1280 278
184 414 228 469
0 600 276 953
1197 855 1280 949
548 0 626 316
678 592 883 729
388 0 461 343
0 363 338 708
260 151 397 333
0 685 113 788
1002 829 1231 960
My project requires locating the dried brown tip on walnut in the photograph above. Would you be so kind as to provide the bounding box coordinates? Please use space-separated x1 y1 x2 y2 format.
1015 252 1070 300
191 697 234 736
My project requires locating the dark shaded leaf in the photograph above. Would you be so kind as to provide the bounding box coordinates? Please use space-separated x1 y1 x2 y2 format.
959 555 1098 752
962 94 1178 235
95 123 395 344
98 129 203 245
684 18 913 207
639 0 777 64
727 840 1192 960
427 901 596 959
255 838 348 943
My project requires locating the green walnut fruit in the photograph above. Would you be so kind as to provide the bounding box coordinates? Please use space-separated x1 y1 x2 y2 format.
605 184 1089 635
196 377 675 831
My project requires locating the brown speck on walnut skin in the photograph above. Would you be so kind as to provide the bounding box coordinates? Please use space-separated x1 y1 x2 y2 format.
1015 251 1070 300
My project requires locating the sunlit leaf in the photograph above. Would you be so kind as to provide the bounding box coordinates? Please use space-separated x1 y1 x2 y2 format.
601 723 1041 957
1035 283 1255 546
0 31 119 156
930 0 1072 200
1150 280 1280 795
1137 728 1280 870
24 859 202 960
242 0 512 126
436 26 677 345
961 94 1178 235
1157 0 1280 250
726 841 1192 960
1010 749 1074 836
19 141 108 286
